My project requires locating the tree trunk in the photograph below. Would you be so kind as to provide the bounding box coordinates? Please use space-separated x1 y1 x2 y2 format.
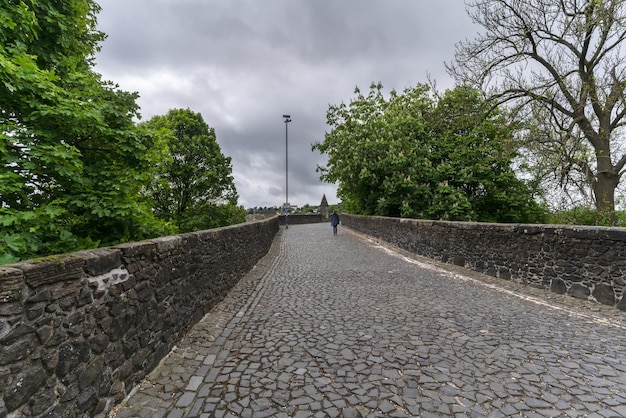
591 135 620 225
593 170 619 225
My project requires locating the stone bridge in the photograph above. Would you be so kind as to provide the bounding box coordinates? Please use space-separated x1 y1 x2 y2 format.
2 216 626 417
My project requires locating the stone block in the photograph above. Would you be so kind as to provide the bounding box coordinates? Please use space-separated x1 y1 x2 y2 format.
45 324 68 347
598 228 626 242
76 386 98 411
77 287 93 308
25 289 51 303
56 341 90 378
81 248 123 276
108 315 128 342
136 287 152 302
114 359 133 381
153 235 182 254
120 274 136 291
93 399 108 416
26 304 45 321
90 332 109 354
517 225 545 235
116 241 156 259
29 385 56 415
37 325 54 345
0 301 23 316
0 334 37 366
0 267 23 303
104 345 125 370
550 278 567 294
568 283 590 300
3 366 47 412
52 281 81 302
1 323 35 345
41 349 58 373
561 226 598 240
59 381 80 403
593 283 616 306
79 357 104 390
19 255 85 288
110 380 126 403
59 294 78 311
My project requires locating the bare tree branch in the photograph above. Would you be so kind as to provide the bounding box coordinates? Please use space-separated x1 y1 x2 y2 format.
449 0 626 221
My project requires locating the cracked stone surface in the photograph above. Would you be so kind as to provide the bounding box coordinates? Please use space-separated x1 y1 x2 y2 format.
110 223 626 418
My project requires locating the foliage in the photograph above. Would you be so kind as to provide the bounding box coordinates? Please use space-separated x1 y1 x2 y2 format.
247 206 281 214
329 202 344 214
293 204 318 214
314 83 432 217
313 83 547 223
429 87 548 223
514 102 598 212
548 206 626 227
448 0 626 224
142 109 244 232
0 0 171 263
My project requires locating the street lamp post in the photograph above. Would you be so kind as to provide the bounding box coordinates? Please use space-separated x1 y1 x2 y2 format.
283 114 291 229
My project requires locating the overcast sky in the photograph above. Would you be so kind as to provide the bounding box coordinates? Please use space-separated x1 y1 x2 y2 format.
93 1 478 209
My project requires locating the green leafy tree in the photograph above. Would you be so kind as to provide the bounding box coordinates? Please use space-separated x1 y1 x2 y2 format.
428 87 546 222
0 0 171 264
314 83 433 217
143 109 245 232
313 83 546 222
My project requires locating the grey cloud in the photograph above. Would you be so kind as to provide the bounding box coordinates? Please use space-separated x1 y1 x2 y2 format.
97 1 467 73
94 0 476 208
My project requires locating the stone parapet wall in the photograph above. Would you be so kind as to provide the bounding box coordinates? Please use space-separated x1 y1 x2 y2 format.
278 214 324 225
0 217 279 417
342 214 626 310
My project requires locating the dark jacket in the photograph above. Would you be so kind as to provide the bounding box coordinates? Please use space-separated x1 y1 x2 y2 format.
330 213 340 226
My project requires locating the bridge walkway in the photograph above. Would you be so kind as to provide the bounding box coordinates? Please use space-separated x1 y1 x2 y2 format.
111 223 626 418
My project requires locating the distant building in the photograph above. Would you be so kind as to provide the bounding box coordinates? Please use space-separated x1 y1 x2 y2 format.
319 194 329 220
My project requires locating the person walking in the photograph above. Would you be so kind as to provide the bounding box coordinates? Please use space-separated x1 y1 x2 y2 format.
330 210 340 235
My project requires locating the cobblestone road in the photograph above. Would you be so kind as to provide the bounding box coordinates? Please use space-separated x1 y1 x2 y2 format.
111 223 626 418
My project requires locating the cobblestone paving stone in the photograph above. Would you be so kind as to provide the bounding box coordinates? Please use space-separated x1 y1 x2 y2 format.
110 224 626 418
